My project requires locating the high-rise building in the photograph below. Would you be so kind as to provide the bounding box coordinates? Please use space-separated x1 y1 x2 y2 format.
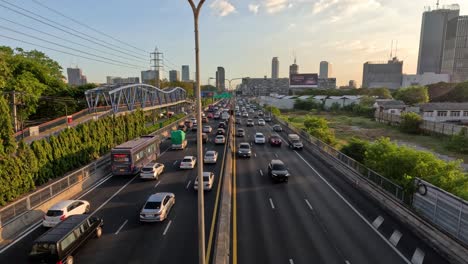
169 70 180 82
272 57 279 79
289 58 299 75
67 68 87 86
106 76 139 84
417 5 460 74
182 65 190 81
319 61 332 78
216 67 225 90
362 57 403 90
141 70 159 85
441 16 468 82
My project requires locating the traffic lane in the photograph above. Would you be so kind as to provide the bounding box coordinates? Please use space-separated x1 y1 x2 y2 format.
285 136 449 264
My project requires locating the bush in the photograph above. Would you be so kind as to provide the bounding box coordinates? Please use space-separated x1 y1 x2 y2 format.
294 99 321 111
303 116 335 145
340 137 369 163
446 128 468 154
400 112 422 134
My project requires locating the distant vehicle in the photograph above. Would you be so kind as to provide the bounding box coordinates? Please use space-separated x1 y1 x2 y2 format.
287 134 303 150
217 128 225 135
258 111 264 116
237 142 251 158
242 112 249 118
30 215 103 264
178 124 187 132
214 113 221 119
218 121 227 129
202 133 208 143
221 112 230 120
246 119 254 127
254 133 266 144
202 117 208 123
269 135 282 147
180 156 197 169
191 124 198 131
140 162 165 180
207 113 214 118
268 159 290 182
264 116 272 122
194 172 215 191
184 120 193 128
258 119 265 126
171 130 188 150
43 200 90 228
236 128 245 137
204 150 218 164
190 117 197 124
214 135 226 144
140 193 175 222
111 135 160 175
272 124 283 132
235 118 241 125
203 125 212 133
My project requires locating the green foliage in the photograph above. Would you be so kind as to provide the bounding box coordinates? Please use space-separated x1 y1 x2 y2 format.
400 112 422 134
394 86 429 105
303 116 335 145
329 102 341 112
340 137 369 163
0 96 16 154
446 128 468 154
294 99 321 111
265 105 281 116
341 103 375 118
367 87 392 99
429 81 468 102
359 95 376 107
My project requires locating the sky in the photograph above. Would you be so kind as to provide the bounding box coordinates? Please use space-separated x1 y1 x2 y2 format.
1 0 468 87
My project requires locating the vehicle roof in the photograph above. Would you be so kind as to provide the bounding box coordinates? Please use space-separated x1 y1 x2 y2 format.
255 132 264 136
183 156 194 159
48 200 80 210
237 128 244 131
216 135 225 138
147 192 174 202
239 143 250 147
205 150 217 154
202 172 213 177
112 135 157 150
34 215 93 243
270 159 284 165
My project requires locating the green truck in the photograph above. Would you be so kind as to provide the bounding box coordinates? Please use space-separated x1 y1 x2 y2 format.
171 130 187 150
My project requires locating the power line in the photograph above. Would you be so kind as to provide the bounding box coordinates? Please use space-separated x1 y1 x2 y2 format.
0 25 146 68
0 34 143 69
0 17 147 64
31 0 149 55
0 0 148 61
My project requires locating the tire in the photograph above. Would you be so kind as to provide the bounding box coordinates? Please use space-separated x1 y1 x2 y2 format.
95 227 103 238
66 255 74 264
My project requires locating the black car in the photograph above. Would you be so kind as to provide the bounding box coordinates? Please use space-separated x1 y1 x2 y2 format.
236 128 245 137
217 128 225 135
218 122 227 129
235 119 241 125
178 124 187 132
29 215 103 264
246 119 254 127
268 159 290 182
272 124 282 132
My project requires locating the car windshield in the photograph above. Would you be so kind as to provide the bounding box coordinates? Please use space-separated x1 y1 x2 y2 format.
256 135 263 138
141 167 154 172
144 201 162 210
182 158 192 162
272 164 286 170
240 145 249 149
46 210 63 217
206 153 214 157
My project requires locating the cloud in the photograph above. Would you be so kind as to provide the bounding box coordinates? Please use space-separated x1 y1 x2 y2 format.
210 0 236 17
288 23 296 29
248 4 260 14
264 0 289 14
312 0 382 23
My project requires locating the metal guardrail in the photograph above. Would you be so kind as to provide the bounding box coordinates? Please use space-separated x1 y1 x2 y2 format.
0 114 188 228
413 179 468 245
274 116 407 203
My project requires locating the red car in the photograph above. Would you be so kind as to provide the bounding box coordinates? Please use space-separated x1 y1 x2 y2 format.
269 135 282 147
207 113 214 119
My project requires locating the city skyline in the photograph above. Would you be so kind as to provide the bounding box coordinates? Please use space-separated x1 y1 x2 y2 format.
1 0 468 87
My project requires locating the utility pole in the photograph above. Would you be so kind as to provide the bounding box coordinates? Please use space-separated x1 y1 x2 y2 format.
150 47 163 87
187 1 206 264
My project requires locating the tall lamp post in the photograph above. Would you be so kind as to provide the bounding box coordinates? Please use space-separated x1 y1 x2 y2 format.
187 1 206 264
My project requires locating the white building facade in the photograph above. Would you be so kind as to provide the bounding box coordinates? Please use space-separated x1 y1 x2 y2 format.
401 72 450 88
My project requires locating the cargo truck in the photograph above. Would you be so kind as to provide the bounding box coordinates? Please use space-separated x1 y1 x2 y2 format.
171 130 187 150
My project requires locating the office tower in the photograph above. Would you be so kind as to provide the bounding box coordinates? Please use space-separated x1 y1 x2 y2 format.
67 68 87 86
319 61 332 78
362 57 403 90
141 70 159 85
169 70 180 82
289 58 299 75
216 67 225 90
182 65 190 81
272 57 279 79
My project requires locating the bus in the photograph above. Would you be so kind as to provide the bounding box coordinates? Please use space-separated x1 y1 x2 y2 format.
111 135 160 176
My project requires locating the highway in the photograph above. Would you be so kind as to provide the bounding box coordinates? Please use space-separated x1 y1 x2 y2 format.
0 116 229 264
232 113 449 264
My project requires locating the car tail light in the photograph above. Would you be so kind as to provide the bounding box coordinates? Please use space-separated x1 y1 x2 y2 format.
60 215 66 221
57 261 63 264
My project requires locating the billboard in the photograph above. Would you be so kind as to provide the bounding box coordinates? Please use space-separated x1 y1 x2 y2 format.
289 73 318 87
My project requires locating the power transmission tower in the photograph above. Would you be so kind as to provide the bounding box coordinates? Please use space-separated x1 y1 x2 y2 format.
150 47 163 87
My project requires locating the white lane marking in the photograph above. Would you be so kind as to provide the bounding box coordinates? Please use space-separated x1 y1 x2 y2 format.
259 169 263 176
269 198 275 209
345 261 351 264
304 199 313 210
114 219 128 235
274 153 278 158
77 173 113 199
293 151 412 264
186 180 191 189
411 248 425 264
163 220 172 236
254 153 257 157
154 181 160 188
173 160 178 166
389 230 403 247
159 145 171 156
289 259 294 264
372 216 384 229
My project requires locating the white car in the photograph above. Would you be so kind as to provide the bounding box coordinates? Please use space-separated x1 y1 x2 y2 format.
43 200 90 227
190 117 197 124
180 156 197 169
140 192 175 222
204 150 218 164
202 125 212 133
258 119 265 126
214 135 226 144
242 112 249 117
194 172 215 191
254 133 266 144
140 162 165 180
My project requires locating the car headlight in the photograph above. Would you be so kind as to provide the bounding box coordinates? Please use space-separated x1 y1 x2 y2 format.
285 173 290 177
272 173 278 177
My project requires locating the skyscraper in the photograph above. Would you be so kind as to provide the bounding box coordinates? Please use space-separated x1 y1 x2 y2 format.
289 58 299 75
417 5 460 74
169 70 180 82
319 61 332 78
182 65 190 81
67 68 87 86
362 57 403 90
441 15 468 82
216 67 225 90
272 57 279 79
141 70 159 85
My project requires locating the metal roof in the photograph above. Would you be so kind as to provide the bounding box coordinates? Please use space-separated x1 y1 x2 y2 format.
419 102 468 111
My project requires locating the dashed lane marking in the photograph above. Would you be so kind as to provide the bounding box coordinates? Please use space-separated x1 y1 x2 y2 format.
186 180 191 189
372 216 384 229
259 169 263 176
114 219 128 235
389 230 403 247
304 199 313 210
163 220 172 236
411 248 425 264
269 198 275 209
154 181 160 188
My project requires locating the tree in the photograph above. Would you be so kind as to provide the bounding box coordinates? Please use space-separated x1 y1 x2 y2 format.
303 116 335 145
359 96 375 107
367 87 392 99
340 137 369 163
446 128 468 154
265 105 280 116
0 96 16 154
400 112 422 134
431 81 468 102
394 86 429 105
294 99 321 110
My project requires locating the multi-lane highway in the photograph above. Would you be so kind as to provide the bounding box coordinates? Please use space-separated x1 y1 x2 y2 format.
232 110 449 264
0 116 229 264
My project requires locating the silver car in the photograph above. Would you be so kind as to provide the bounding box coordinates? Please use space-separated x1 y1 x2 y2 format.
140 193 175 222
